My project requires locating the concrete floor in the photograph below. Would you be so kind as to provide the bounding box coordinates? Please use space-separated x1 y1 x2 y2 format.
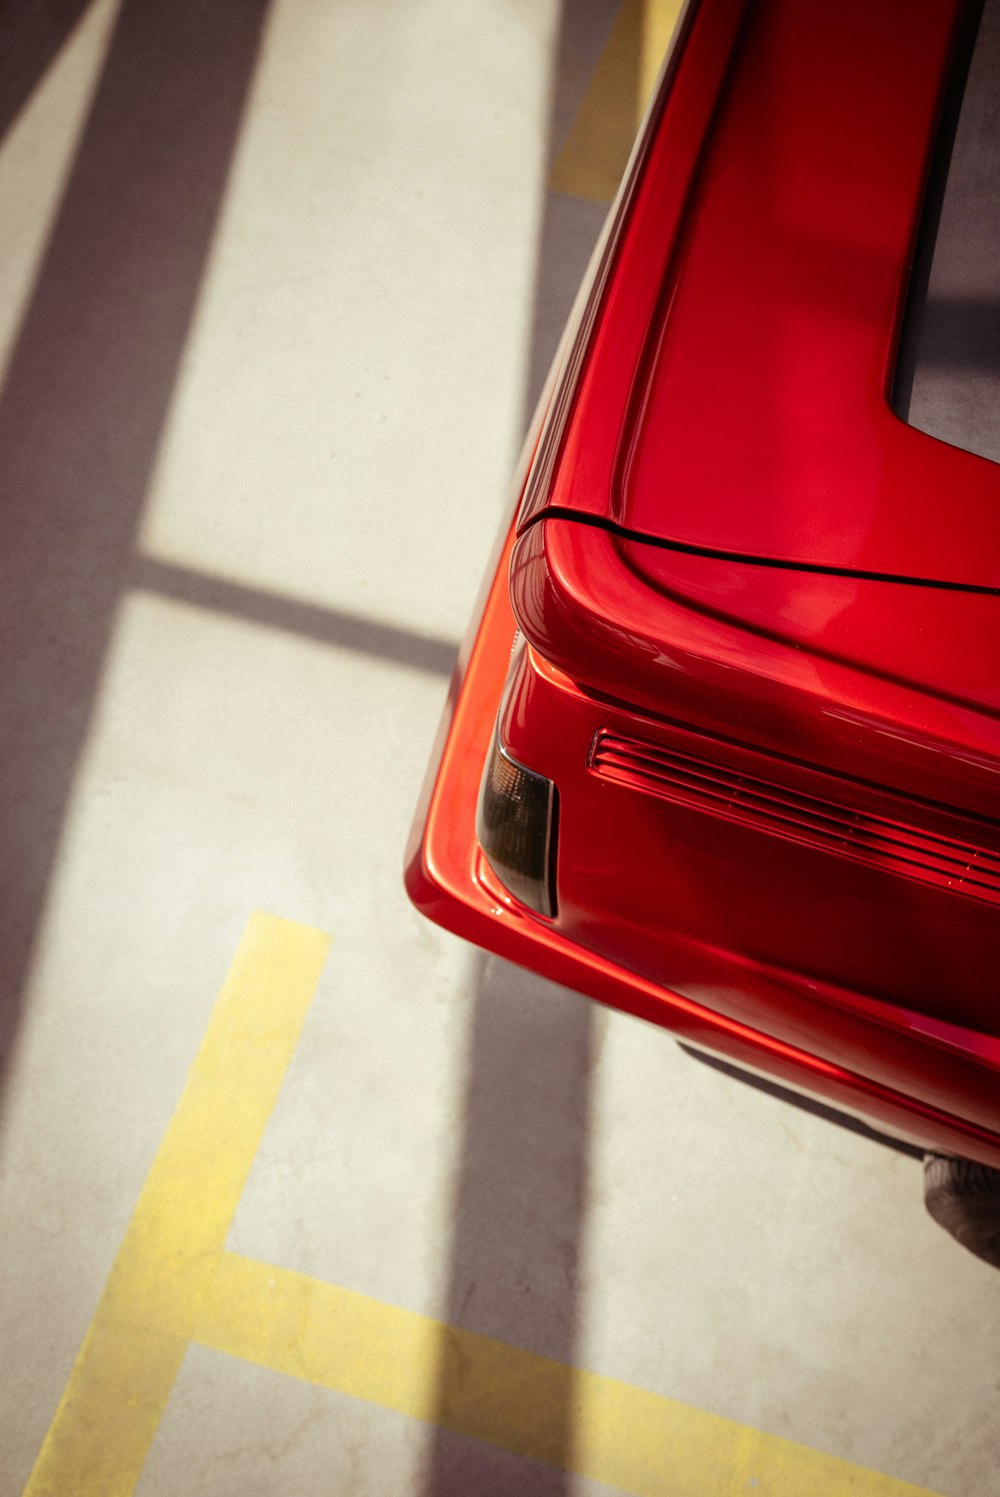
1 3 999 1495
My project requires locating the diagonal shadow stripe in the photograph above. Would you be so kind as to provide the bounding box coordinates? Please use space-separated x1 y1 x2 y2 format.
0 0 95 143
130 555 459 678
0 0 273 1107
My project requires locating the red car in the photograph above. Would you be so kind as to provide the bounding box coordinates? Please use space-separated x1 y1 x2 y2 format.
407 0 1000 1263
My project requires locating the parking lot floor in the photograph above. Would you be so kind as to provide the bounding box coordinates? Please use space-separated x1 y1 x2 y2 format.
1 2 999 1494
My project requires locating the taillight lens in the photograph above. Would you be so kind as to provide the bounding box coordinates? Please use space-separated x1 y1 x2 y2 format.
476 731 559 918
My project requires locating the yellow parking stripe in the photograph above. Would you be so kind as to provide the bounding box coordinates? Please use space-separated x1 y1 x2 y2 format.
195 1252 942 1497
21 912 330 1497
23 910 943 1497
550 0 686 202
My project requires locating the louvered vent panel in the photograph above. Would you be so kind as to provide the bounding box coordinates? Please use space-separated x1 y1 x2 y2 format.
590 731 1000 908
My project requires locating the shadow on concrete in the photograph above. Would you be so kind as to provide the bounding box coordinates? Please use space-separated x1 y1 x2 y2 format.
0 0 272 1108
678 1045 925 1161
424 956 595 1492
0 0 96 143
422 5 633 1492
131 556 459 679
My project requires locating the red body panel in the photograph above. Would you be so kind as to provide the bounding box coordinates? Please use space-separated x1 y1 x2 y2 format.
406 516 1000 1167
511 521 1000 821
407 0 1000 1165
522 0 1000 589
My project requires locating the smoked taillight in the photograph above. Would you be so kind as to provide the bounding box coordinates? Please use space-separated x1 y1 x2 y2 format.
476 731 559 918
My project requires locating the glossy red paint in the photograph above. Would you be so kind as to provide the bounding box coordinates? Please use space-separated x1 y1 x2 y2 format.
406 0 1000 1164
523 0 1000 589
405 515 1000 1166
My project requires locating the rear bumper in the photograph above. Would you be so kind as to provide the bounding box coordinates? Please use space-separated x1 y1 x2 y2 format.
406 515 1000 1169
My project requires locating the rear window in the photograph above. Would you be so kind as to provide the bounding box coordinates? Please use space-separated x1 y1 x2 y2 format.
893 0 1000 464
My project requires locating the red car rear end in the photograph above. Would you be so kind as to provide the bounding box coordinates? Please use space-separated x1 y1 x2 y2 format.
407 0 1000 1183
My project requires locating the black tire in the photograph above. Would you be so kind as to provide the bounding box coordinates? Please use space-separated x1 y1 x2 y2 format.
924 1154 1000 1269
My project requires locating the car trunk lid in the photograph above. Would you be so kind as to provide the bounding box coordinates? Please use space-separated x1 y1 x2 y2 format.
526 0 1000 591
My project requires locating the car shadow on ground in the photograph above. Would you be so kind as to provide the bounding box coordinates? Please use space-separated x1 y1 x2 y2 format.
677 1044 925 1161
419 3 617 1488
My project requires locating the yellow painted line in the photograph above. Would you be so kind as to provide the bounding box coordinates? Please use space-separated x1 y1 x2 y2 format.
551 0 686 203
194 1252 943 1497
22 912 331 1497
22 907 944 1496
